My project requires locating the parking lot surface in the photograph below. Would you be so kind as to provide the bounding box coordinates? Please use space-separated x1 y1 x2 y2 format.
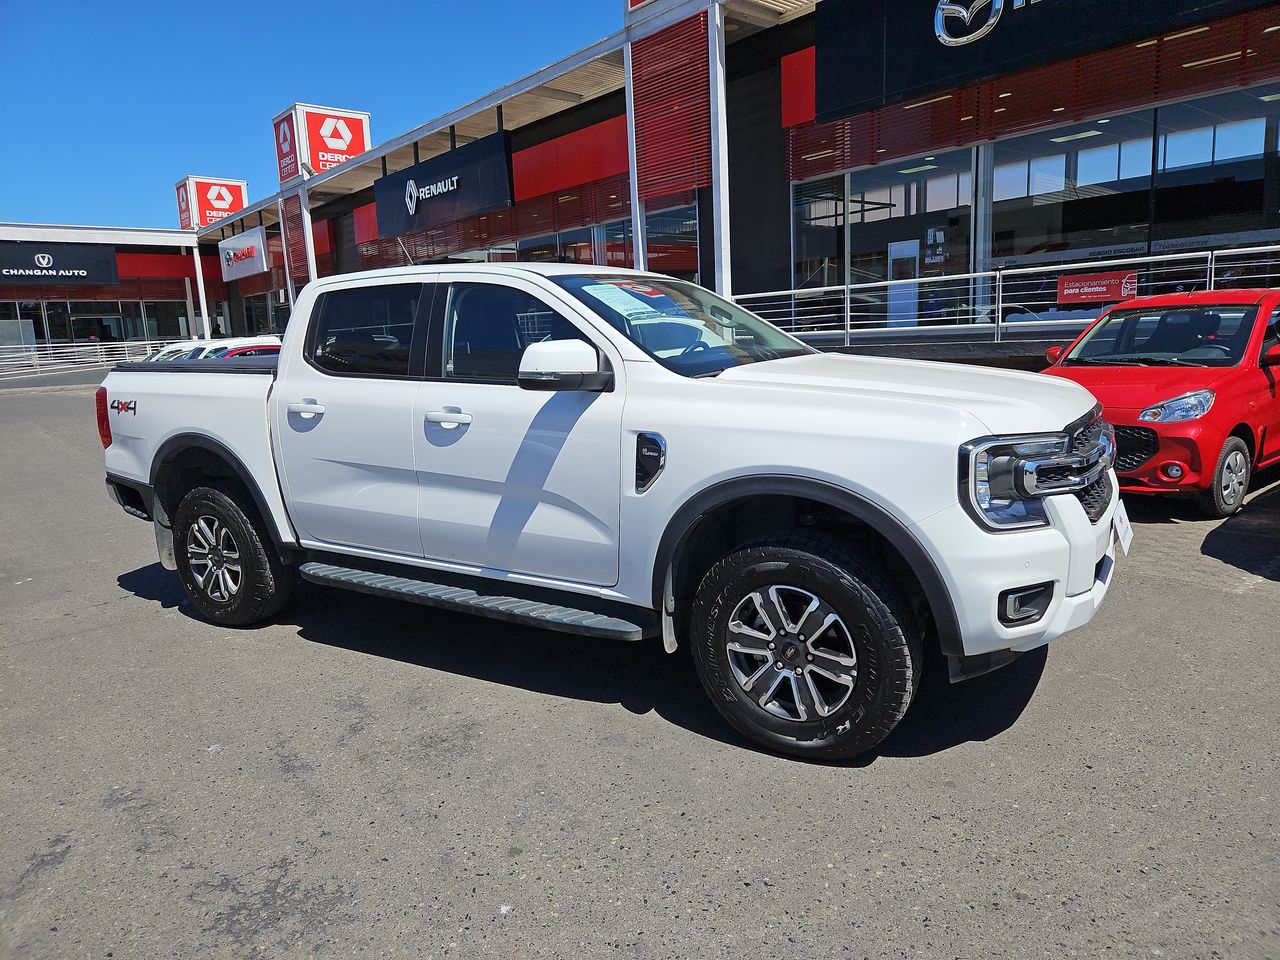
1 385 1277 960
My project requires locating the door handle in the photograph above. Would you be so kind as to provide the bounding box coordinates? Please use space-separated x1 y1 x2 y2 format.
286 400 327 416
426 409 473 428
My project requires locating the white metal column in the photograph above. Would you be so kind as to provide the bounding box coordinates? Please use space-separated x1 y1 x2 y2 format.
624 40 647 271
707 1 733 296
189 245 211 338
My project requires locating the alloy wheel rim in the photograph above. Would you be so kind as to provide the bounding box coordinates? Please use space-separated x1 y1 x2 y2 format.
1221 450 1249 506
186 515 242 602
724 585 858 723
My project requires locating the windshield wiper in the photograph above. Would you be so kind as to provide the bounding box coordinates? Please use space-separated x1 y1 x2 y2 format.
1137 357 1209 367
1066 357 1149 366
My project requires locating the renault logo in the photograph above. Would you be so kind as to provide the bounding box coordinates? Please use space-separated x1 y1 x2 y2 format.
34 254 53 268
935 0 1004 47
405 179 419 216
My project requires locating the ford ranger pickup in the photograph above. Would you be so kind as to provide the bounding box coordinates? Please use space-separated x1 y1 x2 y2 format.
97 263 1126 759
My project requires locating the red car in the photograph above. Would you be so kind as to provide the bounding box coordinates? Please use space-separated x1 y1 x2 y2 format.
207 343 281 359
1043 290 1280 518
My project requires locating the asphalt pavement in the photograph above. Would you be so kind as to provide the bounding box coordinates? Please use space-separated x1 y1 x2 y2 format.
1 386 1276 959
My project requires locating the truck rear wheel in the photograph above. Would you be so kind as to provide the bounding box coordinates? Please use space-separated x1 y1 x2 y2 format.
173 486 294 627
689 535 922 761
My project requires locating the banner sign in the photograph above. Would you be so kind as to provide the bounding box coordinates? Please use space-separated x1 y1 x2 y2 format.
815 0 1264 121
0 241 119 286
273 104 371 182
1057 271 1139 305
373 132 513 238
218 226 270 282
176 177 248 229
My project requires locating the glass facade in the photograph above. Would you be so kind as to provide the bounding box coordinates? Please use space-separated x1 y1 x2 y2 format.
0 298 199 345
645 204 699 283
792 81 1280 285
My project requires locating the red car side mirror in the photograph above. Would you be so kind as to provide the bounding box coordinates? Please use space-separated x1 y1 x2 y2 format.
1263 343 1280 367
1044 345 1065 365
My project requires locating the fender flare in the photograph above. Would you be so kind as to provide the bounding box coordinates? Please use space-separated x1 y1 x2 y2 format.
150 433 293 551
651 475 964 658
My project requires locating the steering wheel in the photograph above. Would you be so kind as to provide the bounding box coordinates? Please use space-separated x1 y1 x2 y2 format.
678 340 711 357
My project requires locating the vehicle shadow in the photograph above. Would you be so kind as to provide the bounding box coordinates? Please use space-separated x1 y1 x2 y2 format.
1121 463 1280 527
117 564 1049 765
1200 477 1280 582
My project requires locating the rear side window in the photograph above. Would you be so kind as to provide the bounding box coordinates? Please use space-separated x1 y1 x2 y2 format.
310 283 423 377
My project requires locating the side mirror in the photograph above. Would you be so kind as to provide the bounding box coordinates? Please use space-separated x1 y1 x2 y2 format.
1262 343 1280 367
1044 345 1065 365
517 339 613 392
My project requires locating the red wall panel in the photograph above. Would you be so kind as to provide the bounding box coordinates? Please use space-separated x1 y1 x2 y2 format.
631 13 712 202
512 115 629 201
353 202 379 244
781 47 817 129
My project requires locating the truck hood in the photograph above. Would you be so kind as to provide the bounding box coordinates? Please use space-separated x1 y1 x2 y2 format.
716 353 1095 434
1042 363 1233 412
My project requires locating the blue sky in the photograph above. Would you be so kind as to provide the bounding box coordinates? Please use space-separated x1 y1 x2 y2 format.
0 1 621 228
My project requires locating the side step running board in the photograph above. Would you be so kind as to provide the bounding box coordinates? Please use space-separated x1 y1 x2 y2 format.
298 561 652 641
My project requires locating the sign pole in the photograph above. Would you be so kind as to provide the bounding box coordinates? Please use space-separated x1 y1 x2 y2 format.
190 244 211 339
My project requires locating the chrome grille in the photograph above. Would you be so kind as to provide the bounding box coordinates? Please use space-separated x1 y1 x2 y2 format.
1065 406 1114 525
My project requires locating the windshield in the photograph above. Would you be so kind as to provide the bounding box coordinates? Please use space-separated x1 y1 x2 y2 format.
1065 303 1260 367
551 275 814 377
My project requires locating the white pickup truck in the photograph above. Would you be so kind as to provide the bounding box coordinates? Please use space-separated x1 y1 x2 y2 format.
98 263 1123 759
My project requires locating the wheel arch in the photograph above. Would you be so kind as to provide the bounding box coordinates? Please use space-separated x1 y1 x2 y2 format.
652 476 964 657
1228 422 1258 461
150 434 292 552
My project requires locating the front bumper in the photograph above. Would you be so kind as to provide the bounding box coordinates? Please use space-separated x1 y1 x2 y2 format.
911 471 1120 659
1111 413 1225 495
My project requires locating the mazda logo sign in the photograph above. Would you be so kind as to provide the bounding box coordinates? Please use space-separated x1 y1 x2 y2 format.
34 254 53 268
935 0 1004 47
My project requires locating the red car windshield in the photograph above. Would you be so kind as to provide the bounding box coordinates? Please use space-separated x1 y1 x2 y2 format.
1064 303 1260 368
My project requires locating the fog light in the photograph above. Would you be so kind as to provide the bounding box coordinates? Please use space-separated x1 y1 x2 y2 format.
999 582 1054 627
1162 462 1186 480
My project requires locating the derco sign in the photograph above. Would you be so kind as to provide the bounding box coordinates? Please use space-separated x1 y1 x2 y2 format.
374 132 512 238
175 176 248 229
273 104 371 181
816 0 1265 121
0 241 119 286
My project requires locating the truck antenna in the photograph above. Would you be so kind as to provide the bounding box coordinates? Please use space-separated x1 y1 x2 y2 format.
396 237 418 266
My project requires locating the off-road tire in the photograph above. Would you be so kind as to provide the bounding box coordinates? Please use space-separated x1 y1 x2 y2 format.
689 534 922 761
173 485 294 626
1197 436 1251 519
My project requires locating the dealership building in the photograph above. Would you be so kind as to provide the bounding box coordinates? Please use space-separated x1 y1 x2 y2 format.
3 0 1280 356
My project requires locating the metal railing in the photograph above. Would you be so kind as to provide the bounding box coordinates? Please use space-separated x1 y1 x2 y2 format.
736 244 1280 347
0 340 179 380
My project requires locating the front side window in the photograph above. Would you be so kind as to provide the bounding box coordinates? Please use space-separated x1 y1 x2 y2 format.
443 283 587 382
310 283 422 377
551 275 814 378
1065 304 1260 368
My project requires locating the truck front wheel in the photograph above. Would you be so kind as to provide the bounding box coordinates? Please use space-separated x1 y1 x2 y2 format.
689 535 922 761
173 486 294 627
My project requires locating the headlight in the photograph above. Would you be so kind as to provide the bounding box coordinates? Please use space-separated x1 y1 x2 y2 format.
1139 389 1214 423
962 433 1069 530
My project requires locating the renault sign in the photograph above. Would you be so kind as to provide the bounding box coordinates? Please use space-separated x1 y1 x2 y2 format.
374 132 512 238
